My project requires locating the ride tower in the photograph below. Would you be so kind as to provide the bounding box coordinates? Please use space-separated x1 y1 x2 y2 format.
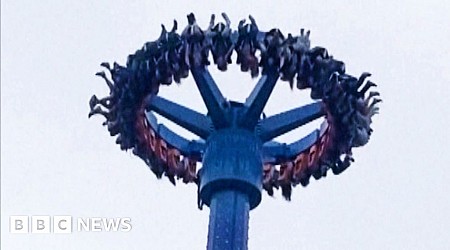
89 13 381 250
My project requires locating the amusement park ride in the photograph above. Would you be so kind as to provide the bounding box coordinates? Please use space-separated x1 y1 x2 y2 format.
89 13 381 250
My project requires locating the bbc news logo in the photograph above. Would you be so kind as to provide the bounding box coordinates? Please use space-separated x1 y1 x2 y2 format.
10 216 132 234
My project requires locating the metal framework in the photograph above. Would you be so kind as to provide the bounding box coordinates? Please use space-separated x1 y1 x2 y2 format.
89 13 380 250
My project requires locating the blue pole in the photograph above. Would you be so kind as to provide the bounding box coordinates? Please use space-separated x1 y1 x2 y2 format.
207 190 250 250
199 128 263 250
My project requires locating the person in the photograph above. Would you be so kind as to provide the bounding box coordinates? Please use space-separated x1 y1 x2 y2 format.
89 70 115 110
206 13 235 71
259 28 285 74
262 164 279 196
278 162 293 200
88 69 119 121
181 13 209 68
161 21 189 83
279 33 297 88
235 15 260 77
156 21 184 85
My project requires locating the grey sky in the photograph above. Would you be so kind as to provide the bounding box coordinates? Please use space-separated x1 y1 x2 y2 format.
2 0 450 249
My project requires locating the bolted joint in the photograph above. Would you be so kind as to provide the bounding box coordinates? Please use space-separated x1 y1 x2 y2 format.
199 129 263 210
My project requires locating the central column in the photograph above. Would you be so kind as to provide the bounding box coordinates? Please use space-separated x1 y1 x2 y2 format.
199 129 263 250
207 190 249 250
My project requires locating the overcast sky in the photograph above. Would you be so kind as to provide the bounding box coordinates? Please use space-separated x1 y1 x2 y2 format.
2 0 450 249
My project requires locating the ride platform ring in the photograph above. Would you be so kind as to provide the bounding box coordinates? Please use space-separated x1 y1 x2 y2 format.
89 13 381 201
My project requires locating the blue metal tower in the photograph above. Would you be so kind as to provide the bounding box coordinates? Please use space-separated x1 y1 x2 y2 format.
89 13 380 250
